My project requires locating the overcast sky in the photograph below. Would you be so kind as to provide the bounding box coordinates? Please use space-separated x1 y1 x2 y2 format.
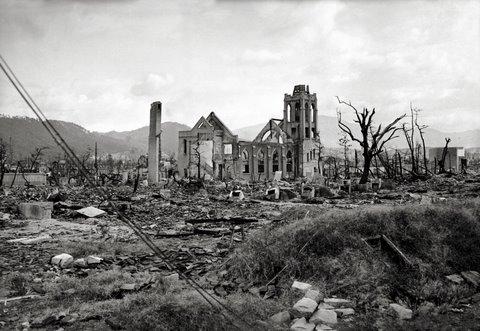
0 0 479 133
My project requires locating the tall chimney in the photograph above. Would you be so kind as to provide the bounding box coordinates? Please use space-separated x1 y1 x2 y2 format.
148 101 162 184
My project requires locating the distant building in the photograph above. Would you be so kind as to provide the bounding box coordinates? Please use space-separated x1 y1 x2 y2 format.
427 146 466 172
177 85 321 181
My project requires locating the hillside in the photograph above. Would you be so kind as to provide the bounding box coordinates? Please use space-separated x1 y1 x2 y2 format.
0 116 136 160
101 121 190 157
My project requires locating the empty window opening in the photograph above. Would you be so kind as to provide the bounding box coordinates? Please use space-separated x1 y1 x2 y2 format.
272 150 279 172
286 151 293 172
224 144 232 155
258 150 265 173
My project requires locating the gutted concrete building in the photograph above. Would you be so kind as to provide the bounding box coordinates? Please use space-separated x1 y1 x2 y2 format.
177 85 321 181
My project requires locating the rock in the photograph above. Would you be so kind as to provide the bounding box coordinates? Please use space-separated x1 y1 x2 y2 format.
86 256 102 265
309 309 337 325
446 274 464 284
315 324 333 330
51 254 74 268
292 281 313 294
291 298 318 318
164 273 180 285
18 202 53 220
323 298 354 308
389 303 413 320
317 303 334 310
0 212 11 220
304 289 323 303
120 284 136 291
461 271 480 287
334 308 355 317
72 258 88 268
76 206 106 218
290 317 315 331
64 288 76 295
270 311 291 325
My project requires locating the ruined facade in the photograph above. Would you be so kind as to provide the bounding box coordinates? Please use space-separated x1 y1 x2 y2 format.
177 85 321 181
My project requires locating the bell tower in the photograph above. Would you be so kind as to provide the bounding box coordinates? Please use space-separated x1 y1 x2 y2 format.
283 85 317 141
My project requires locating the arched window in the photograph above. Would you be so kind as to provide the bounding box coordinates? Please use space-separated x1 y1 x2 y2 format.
242 150 249 173
258 150 265 173
183 139 187 154
286 151 293 172
272 150 279 172
295 102 300 122
287 104 291 122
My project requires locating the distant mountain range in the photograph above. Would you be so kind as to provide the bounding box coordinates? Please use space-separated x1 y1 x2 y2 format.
0 115 478 161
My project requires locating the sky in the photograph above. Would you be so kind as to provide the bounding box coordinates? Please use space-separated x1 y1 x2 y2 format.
0 0 479 133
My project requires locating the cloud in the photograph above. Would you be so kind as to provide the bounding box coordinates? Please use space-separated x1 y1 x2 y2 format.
130 73 174 97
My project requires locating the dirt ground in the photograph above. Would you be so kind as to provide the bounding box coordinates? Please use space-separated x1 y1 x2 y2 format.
1 175 479 330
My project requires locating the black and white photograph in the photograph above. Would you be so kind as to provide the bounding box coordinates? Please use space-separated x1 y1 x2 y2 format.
1 0 479 330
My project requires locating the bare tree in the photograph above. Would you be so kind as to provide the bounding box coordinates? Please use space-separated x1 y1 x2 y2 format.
414 110 429 175
29 147 49 172
338 133 351 178
336 96 406 184
314 132 324 176
438 138 451 174
0 139 7 186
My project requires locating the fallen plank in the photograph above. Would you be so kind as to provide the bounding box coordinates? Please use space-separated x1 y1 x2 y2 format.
381 235 413 267
1 294 42 304
186 217 258 224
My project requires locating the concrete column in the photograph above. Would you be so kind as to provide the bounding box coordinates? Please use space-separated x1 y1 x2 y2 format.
148 101 162 184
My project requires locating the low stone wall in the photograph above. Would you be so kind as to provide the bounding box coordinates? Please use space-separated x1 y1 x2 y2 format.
2 173 47 186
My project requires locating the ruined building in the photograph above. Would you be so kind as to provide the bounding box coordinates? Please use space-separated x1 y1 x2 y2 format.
177 85 321 181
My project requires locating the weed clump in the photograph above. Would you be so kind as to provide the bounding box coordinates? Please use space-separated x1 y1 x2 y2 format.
228 199 480 305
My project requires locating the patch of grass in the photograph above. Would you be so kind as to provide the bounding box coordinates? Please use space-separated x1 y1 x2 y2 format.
46 270 151 302
228 199 480 305
2 272 32 296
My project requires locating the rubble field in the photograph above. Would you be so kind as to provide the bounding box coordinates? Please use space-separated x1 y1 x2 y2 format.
1 174 480 330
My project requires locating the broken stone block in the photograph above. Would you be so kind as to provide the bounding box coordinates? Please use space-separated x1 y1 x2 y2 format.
315 324 333 330
291 298 318 318
323 298 354 308
461 271 480 287
292 281 313 294
228 190 245 201
290 317 315 331
86 256 102 265
51 254 74 268
389 303 413 320
446 274 464 284
309 309 337 325
266 187 280 200
164 273 180 285
0 212 11 220
76 206 106 218
317 303 335 310
72 258 88 268
304 289 323 303
120 283 136 291
18 202 53 220
334 308 355 317
270 311 290 325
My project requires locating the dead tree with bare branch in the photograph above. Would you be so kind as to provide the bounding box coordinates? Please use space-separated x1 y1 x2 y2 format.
336 96 406 184
438 138 451 174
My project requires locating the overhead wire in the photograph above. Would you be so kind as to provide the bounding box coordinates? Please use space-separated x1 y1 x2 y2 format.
0 54 258 330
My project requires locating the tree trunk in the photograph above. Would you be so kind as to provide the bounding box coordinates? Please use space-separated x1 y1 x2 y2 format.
360 154 372 184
